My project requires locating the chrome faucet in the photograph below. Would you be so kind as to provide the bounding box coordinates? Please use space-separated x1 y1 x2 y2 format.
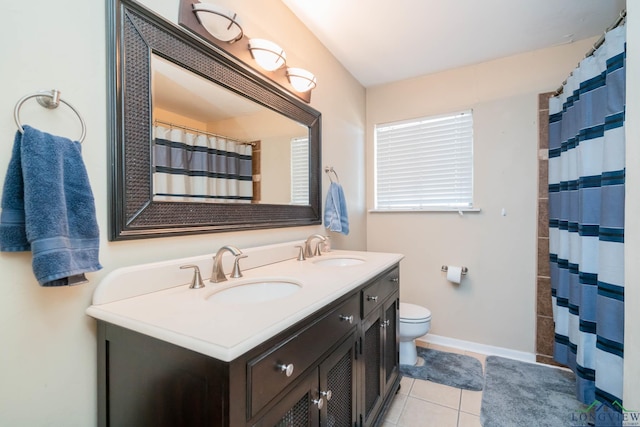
304 234 326 258
210 245 245 283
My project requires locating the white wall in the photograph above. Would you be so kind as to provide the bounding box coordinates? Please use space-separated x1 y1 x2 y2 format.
0 0 365 425
366 39 596 353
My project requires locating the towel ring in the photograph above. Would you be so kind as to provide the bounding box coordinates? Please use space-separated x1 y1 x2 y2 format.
13 89 86 143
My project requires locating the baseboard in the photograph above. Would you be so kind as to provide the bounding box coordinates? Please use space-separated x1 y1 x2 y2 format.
417 333 537 363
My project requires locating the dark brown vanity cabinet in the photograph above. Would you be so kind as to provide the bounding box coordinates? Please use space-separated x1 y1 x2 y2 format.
96 264 400 427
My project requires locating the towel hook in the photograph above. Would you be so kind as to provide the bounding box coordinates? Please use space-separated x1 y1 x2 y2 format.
14 89 87 143
324 166 340 183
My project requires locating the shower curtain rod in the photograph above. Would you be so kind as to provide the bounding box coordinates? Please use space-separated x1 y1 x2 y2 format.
553 9 626 96
154 119 256 146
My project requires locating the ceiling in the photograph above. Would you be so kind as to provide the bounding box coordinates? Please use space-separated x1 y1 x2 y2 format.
280 0 626 87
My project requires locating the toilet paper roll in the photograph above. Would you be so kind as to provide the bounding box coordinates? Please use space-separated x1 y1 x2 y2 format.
446 266 463 284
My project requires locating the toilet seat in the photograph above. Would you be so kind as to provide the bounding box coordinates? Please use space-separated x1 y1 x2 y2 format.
400 302 431 324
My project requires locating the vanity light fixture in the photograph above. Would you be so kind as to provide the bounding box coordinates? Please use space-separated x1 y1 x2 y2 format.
248 38 287 71
192 2 243 43
286 67 317 93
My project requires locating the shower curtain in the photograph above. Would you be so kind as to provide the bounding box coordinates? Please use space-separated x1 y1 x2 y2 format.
548 24 625 413
153 126 253 203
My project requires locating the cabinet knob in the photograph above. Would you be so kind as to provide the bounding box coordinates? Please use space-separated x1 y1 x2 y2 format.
277 363 294 377
320 390 333 401
339 314 354 324
366 295 378 302
381 320 391 328
313 397 324 409
389 277 399 283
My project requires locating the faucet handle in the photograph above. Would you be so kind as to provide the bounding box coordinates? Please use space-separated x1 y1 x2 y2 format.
231 254 247 278
180 265 205 289
322 235 331 252
295 245 306 261
314 242 323 257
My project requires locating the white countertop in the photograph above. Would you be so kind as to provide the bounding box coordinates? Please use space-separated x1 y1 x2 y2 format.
86 242 403 362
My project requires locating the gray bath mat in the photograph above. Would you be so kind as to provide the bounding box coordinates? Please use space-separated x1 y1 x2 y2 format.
481 356 583 427
399 347 484 391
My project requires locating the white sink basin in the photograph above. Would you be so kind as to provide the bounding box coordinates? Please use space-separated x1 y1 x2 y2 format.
206 280 302 304
312 257 366 267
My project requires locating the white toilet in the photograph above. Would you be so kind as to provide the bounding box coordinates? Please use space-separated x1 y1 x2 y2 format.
399 302 432 365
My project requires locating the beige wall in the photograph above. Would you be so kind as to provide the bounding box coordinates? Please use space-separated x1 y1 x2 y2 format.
154 107 208 129
366 39 597 353
0 0 365 425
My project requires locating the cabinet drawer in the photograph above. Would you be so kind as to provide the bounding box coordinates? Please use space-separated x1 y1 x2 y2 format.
361 267 399 317
248 294 359 418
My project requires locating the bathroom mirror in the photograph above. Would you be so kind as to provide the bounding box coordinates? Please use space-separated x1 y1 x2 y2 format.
107 0 322 240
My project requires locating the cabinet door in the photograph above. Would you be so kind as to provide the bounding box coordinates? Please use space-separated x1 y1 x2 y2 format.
381 294 399 398
360 292 399 427
319 332 357 427
251 369 321 427
361 308 383 427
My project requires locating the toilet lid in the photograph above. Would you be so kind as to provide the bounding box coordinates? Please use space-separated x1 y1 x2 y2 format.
400 302 431 322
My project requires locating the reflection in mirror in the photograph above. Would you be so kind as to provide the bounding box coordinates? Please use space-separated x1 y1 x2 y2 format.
151 54 310 206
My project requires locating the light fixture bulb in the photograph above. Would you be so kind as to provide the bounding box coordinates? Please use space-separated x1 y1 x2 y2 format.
286 67 317 92
248 39 287 71
192 2 243 43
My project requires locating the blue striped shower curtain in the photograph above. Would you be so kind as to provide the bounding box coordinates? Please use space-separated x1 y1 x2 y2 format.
152 126 253 203
548 24 625 414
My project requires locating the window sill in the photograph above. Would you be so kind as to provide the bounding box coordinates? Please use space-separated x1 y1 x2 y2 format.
369 208 482 214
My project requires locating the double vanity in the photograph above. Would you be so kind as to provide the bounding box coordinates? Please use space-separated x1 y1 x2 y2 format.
87 241 403 426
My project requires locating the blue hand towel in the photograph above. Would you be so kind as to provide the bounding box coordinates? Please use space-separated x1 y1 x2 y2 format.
324 182 349 235
0 125 102 286
0 132 29 251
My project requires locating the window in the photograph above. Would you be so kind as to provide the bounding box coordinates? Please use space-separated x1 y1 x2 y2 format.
374 110 474 211
290 137 309 205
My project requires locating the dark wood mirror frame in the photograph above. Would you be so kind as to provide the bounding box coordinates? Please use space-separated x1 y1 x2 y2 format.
107 0 322 241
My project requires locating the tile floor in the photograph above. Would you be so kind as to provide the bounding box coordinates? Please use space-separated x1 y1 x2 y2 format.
382 341 486 427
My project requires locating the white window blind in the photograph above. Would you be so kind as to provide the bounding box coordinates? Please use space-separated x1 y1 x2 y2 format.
374 110 474 210
290 137 309 205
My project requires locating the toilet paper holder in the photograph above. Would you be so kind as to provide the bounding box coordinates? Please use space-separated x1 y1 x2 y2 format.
441 265 468 275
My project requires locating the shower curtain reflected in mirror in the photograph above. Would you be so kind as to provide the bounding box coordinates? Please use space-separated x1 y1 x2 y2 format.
548 24 626 416
153 125 253 203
